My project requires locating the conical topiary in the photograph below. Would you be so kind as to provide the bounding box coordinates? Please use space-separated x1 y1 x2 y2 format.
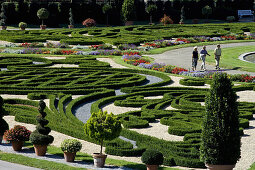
0 95 9 137
29 100 54 145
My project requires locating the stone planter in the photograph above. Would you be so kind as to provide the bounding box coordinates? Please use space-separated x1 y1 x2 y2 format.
40 25 46 30
93 153 107 167
34 144 47 156
11 141 24 151
125 21 133 26
68 25 74 29
64 152 76 162
146 165 159 170
206 164 235 170
1 26 7 30
179 21 184 25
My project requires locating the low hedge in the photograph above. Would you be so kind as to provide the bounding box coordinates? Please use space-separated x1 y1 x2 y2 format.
179 78 205 86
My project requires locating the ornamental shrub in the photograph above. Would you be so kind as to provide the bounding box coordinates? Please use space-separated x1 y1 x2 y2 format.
18 22 27 28
122 0 136 22
160 14 173 25
102 3 112 25
84 110 122 154
82 18 96 27
202 5 212 19
69 8 74 25
141 149 164 165
0 96 8 136
37 8 49 25
0 4 6 26
4 125 31 141
146 4 157 23
200 73 241 165
61 139 82 153
29 100 54 145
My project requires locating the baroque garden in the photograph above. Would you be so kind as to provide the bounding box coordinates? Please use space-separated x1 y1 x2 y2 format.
0 2 255 170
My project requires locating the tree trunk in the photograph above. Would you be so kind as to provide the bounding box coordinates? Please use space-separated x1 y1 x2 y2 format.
100 140 103 155
106 14 109 26
150 15 152 24
42 19 44 26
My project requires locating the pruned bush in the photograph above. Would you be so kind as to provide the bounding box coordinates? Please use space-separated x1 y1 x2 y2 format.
61 139 82 153
141 149 164 165
82 18 96 27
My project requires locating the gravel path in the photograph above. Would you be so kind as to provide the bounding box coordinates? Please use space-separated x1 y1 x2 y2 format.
148 42 255 76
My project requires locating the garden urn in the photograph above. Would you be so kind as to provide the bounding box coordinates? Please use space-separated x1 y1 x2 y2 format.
11 140 24 151
68 25 74 29
34 144 47 156
64 152 76 162
146 164 159 170
93 153 107 167
1 26 7 30
40 25 46 30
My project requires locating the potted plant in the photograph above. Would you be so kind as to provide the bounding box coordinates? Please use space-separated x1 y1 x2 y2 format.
30 100 54 156
0 96 9 144
82 18 96 27
37 8 49 30
0 4 7 30
3 125 31 151
84 110 122 167
202 5 212 22
68 8 74 29
160 14 173 26
146 4 157 25
200 73 241 170
179 6 185 24
18 22 27 30
122 0 136 26
102 3 112 26
61 139 82 162
141 149 164 170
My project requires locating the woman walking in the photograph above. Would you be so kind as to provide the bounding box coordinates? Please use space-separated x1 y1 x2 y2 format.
192 46 198 71
200 46 210 71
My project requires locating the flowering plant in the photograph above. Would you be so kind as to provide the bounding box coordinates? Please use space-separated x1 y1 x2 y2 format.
82 18 96 27
3 125 31 141
61 139 82 153
160 14 173 25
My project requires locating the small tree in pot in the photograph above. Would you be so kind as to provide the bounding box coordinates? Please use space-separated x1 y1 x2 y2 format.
200 73 241 170
18 22 27 30
179 6 185 24
84 110 122 167
0 96 8 143
61 139 82 162
121 0 136 25
141 150 164 170
102 3 112 26
37 8 49 30
146 4 157 25
68 8 74 28
30 100 54 156
0 4 7 30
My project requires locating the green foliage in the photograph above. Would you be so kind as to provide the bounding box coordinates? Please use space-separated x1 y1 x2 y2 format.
84 110 122 154
37 8 49 25
179 78 205 86
18 22 27 28
180 6 185 22
0 4 6 26
60 139 82 153
69 8 74 25
202 5 212 19
200 73 241 165
146 4 157 15
122 0 135 22
141 149 164 165
0 95 8 136
102 3 112 14
29 100 54 145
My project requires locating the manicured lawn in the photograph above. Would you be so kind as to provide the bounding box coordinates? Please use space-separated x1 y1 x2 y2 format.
206 45 255 72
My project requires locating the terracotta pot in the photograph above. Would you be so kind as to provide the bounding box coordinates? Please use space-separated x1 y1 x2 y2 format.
68 25 74 29
64 152 76 162
206 164 235 170
1 26 7 30
192 19 199 24
179 22 184 25
34 144 47 156
20 27 25 30
40 25 46 30
11 141 24 151
93 153 107 167
125 21 133 26
146 165 158 170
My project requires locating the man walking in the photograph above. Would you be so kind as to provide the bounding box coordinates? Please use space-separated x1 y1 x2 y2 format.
214 44 222 70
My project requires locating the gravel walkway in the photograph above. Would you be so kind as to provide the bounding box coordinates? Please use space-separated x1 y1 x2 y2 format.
148 42 255 76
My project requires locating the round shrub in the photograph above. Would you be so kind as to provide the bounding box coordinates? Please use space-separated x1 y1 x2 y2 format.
160 14 173 25
4 125 31 141
141 149 164 165
18 22 27 28
61 139 82 153
82 18 96 27
37 8 49 25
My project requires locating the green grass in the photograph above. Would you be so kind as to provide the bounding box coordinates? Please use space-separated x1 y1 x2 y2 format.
0 142 180 170
206 45 255 72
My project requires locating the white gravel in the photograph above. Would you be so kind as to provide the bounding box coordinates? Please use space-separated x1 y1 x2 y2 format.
97 58 127 69
102 103 141 115
47 64 79 68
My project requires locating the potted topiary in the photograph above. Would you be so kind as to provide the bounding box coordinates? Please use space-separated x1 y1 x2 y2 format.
84 110 122 167
0 4 7 30
179 6 185 24
146 4 157 25
18 22 27 30
61 139 82 162
122 0 136 26
0 96 8 144
68 8 74 29
30 100 54 156
37 8 49 30
82 18 96 27
3 125 31 151
141 149 164 170
102 3 112 26
160 14 173 26
200 73 241 170
202 5 212 22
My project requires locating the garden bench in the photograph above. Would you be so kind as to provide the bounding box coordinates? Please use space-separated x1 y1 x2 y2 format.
238 10 253 18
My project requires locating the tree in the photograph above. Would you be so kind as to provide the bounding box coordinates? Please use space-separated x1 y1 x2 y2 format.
69 8 74 26
0 96 9 137
200 73 241 166
202 5 212 19
180 6 185 23
121 0 136 22
0 4 6 26
102 3 112 26
84 110 122 154
37 8 49 25
146 4 157 24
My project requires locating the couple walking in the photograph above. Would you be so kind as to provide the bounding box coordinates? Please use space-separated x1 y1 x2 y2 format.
192 44 222 71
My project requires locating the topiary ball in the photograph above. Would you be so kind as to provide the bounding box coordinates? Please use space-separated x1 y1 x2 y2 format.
61 139 82 153
141 149 164 165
